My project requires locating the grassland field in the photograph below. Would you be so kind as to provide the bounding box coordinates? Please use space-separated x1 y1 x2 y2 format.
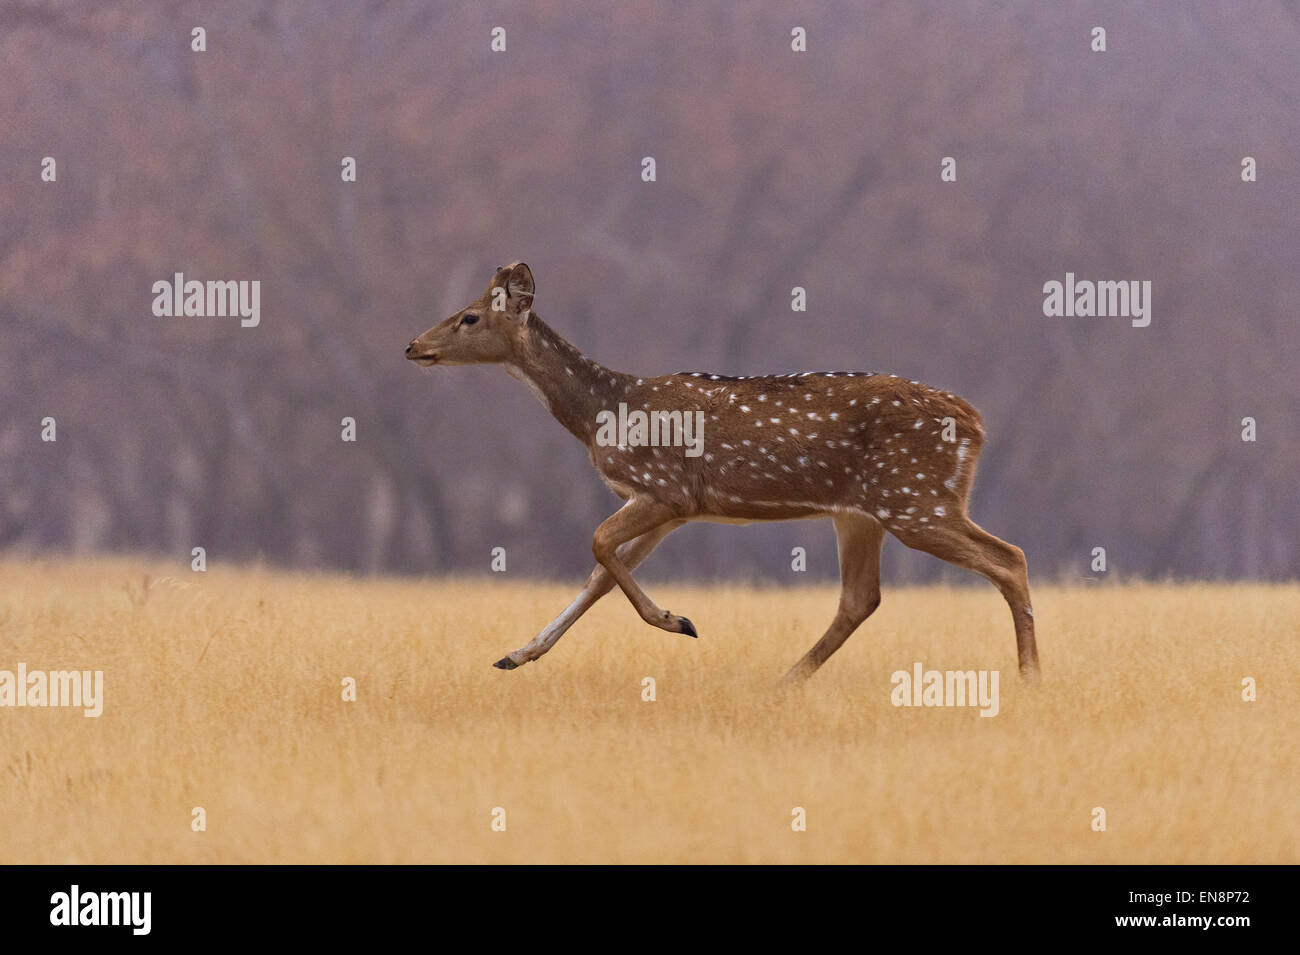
0 557 1296 864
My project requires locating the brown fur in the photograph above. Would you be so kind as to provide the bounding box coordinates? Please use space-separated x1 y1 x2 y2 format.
408 263 1039 682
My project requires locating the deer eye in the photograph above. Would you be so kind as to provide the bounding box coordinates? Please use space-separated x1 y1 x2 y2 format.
460 314 479 326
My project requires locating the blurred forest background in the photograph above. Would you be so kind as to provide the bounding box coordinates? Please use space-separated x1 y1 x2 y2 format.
1 0 1297 582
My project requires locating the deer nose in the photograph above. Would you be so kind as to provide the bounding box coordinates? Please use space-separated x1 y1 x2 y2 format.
405 341 415 357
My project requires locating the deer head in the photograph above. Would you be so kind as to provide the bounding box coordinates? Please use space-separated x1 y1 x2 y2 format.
406 262 535 366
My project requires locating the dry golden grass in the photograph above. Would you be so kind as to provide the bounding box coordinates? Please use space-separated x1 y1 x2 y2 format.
0 556 1296 864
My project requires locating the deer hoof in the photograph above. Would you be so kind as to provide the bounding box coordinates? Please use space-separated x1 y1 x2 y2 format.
678 616 698 638
493 656 519 670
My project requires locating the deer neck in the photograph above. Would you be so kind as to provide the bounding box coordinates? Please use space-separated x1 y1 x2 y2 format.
505 315 633 446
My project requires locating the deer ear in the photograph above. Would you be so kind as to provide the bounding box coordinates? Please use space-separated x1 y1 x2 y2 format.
505 262 535 321
506 263 534 299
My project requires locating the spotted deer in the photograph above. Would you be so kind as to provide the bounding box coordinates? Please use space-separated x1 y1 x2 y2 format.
406 263 1039 683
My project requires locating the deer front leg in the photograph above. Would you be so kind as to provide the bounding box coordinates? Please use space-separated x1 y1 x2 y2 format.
593 498 698 638
493 521 682 670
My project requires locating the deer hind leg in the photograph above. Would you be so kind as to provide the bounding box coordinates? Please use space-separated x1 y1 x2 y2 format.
592 498 698 638
780 512 886 685
494 521 683 670
898 516 1039 679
